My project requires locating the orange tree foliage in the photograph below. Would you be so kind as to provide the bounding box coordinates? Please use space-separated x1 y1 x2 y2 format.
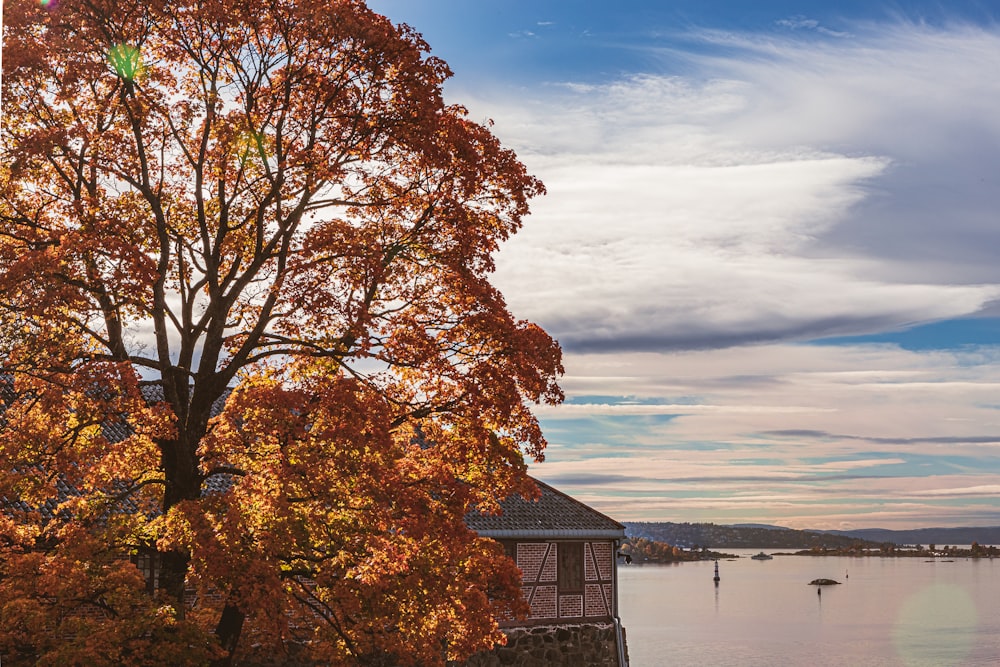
619 538 700 563
0 0 563 664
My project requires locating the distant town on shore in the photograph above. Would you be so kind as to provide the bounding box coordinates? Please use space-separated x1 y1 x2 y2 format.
622 521 1000 563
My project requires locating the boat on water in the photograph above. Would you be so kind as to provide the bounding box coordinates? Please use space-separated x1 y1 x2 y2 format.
751 552 773 560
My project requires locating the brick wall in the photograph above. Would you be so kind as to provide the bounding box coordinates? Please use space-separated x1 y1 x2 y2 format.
509 539 616 626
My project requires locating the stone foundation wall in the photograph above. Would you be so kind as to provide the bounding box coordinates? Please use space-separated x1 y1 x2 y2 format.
462 622 628 667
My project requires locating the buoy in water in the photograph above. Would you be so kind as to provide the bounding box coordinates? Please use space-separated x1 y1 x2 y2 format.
713 560 720 583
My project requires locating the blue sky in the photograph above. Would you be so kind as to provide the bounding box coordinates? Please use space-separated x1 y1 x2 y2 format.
369 0 1000 530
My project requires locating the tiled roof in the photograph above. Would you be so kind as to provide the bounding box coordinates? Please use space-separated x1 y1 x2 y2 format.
0 379 233 518
466 478 625 540
0 380 229 445
3 378 621 540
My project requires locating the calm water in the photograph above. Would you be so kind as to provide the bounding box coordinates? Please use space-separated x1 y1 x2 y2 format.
619 549 1000 666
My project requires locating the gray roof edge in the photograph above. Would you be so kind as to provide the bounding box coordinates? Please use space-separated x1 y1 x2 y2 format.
474 528 626 540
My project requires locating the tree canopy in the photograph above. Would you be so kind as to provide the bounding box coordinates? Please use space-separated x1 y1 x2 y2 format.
0 0 563 664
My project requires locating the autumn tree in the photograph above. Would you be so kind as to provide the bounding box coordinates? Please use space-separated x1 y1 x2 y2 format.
0 0 563 665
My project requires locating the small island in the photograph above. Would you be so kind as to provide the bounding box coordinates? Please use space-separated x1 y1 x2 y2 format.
809 578 841 586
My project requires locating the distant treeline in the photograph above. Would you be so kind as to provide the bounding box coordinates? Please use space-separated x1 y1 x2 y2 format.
824 526 1000 546
625 522 881 549
625 521 1000 549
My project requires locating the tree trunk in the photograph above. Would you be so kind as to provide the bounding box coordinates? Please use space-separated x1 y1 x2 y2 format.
211 603 246 667
157 427 202 620
158 548 192 620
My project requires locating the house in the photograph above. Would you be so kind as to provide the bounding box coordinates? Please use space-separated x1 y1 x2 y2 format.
464 478 629 666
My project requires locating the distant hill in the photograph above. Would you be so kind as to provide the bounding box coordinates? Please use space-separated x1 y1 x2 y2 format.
732 523 787 530
625 522 879 549
825 526 1000 546
625 522 1000 548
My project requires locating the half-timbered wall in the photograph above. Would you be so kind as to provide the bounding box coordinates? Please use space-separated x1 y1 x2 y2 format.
504 539 616 626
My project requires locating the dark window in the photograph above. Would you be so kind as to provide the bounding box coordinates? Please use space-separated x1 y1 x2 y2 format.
558 542 584 593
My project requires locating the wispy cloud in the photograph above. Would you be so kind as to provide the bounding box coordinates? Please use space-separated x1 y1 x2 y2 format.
478 21 1000 353
525 342 1000 526
776 15 850 38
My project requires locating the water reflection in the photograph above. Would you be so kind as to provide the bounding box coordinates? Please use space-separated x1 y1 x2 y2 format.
619 549 999 666
893 583 977 667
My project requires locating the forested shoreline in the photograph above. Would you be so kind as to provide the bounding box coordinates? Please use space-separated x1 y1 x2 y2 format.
622 522 1000 562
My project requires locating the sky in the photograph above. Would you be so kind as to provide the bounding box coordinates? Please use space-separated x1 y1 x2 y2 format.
366 1 1000 531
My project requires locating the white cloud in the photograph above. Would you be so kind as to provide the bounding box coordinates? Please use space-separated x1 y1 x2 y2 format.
695 23 1000 153
465 22 1000 352
460 28 1000 349
922 485 1000 497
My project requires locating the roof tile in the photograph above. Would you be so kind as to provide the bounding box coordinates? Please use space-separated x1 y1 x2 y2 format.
466 478 625 540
